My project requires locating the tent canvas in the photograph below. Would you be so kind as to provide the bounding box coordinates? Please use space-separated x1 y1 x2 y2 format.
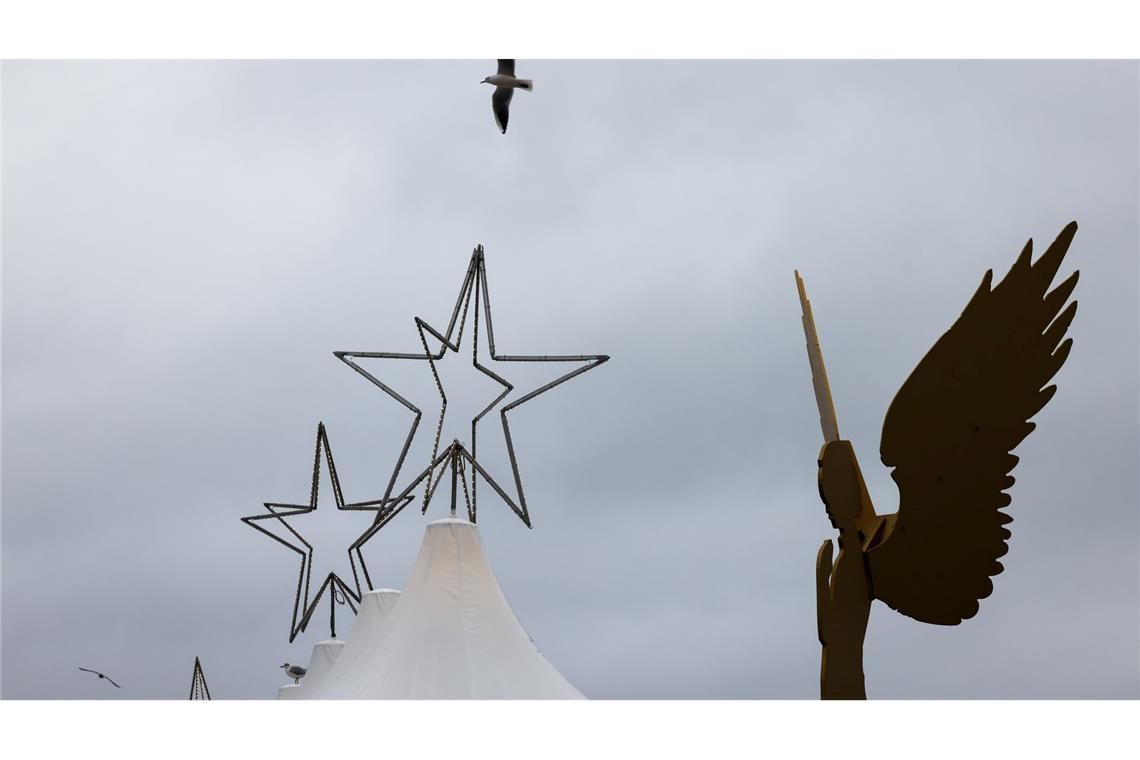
311 518 583 699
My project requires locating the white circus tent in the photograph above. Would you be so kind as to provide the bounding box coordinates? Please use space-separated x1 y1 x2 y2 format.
276 588 401 700
308 587 401 693
279 518 582 699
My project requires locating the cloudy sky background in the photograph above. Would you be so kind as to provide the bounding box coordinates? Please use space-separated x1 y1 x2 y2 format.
2 60 1137 699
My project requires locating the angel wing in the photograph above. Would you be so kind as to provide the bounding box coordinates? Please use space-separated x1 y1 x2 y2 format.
867 222 1079 625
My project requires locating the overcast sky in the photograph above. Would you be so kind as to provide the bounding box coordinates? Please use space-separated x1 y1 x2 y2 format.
2 60 1137 699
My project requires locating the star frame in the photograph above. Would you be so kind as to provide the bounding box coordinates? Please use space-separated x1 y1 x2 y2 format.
189 656 210 700
241 422 412 642
335 244 608 535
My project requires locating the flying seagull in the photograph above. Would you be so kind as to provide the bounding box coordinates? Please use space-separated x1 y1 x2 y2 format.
481 59 533 134
78 667 120 688
280 662 307 684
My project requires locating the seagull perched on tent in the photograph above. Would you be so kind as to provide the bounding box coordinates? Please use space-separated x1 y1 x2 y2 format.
481 59 533 134
280 663 307 684
78 667 120 688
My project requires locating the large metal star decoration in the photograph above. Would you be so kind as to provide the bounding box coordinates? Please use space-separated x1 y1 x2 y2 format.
241 422 412 642
336 244 608 546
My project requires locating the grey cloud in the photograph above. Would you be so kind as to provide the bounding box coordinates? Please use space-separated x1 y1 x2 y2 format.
2 60 1137 699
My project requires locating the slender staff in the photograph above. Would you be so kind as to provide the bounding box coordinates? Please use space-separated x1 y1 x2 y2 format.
795 271 840 443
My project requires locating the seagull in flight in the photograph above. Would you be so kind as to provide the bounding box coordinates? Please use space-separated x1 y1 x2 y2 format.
280 662 307 684
78 667 120 688
481 59 533 134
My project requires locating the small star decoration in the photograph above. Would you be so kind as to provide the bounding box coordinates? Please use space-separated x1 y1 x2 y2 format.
241 422 411 642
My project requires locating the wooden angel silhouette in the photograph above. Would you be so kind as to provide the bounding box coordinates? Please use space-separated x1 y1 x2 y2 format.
796 221 1079 699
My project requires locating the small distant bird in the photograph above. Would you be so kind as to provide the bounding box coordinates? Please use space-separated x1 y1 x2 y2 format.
78 667 120 688
280 662 307 684
481 59 533 134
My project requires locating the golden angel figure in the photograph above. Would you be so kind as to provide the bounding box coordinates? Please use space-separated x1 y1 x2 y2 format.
797 222 1080 699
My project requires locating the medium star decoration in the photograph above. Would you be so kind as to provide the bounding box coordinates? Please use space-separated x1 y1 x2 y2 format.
335 245 608 534
241 422 412 642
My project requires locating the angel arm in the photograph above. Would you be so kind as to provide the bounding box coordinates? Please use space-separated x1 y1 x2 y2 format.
816 539 834 646
868 222 1079 625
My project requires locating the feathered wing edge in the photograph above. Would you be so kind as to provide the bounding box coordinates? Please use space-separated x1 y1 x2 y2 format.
867 222 1079 625
492 86 513 133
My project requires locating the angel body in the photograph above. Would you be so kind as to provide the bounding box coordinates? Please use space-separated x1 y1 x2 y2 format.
815 441 875 699
803 222 1080 699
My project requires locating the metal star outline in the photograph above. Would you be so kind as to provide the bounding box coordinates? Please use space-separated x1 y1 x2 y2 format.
189 656 211 700
335 244 608 536
241 422 412 642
